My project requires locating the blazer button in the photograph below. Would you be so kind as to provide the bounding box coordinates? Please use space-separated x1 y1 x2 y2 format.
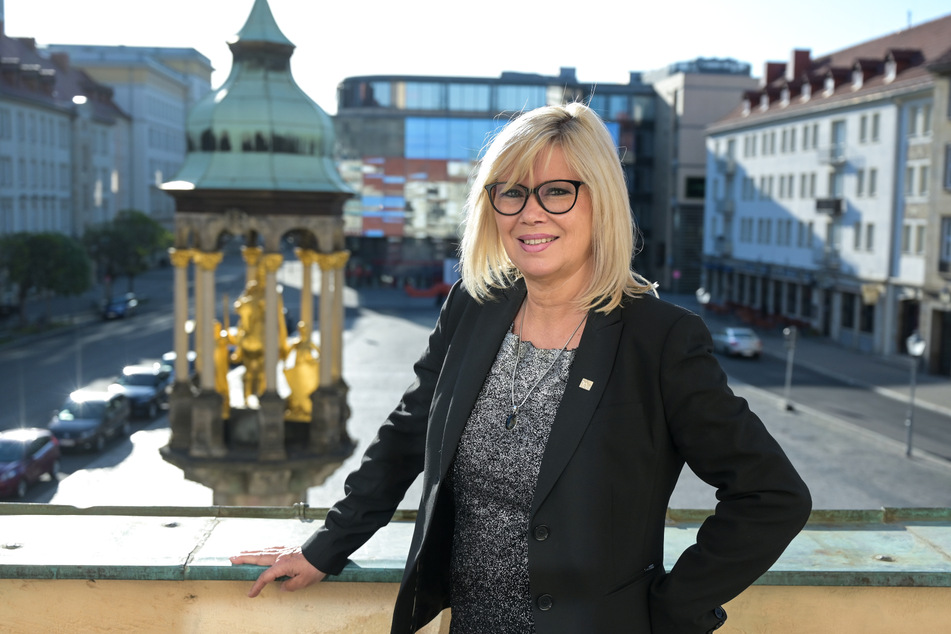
537 594 553 611
533 525 550 541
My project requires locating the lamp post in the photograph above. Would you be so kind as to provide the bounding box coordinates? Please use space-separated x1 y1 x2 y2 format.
904 330 927 458
695 287 711 319
782 326 798 411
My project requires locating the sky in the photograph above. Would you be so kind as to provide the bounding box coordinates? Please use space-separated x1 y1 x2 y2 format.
4 0 951 114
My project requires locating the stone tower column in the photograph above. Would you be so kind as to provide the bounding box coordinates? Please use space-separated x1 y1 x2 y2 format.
167 247 194 451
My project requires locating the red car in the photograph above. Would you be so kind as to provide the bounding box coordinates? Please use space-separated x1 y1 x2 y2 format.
0 427 61 499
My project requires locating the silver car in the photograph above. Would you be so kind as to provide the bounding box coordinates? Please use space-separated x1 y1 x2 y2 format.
712 327 763 359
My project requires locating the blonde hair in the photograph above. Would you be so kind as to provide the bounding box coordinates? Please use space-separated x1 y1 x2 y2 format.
459 102 656 313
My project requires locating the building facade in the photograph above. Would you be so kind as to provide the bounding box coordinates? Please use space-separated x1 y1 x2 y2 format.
646 59 759 293
332 68 658 286
45 44 213 230
704 14 951 374
0 20 127 238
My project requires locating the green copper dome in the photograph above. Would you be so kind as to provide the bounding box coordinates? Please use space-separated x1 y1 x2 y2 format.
164 0 351 194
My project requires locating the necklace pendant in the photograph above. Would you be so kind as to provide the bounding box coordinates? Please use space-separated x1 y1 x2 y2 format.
505 410 518 430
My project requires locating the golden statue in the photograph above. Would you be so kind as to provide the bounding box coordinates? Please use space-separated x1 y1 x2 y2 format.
232 279 266 401
213 319 235 419
283 321 320 422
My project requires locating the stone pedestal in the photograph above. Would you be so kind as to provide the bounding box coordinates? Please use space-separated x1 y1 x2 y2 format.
190 390 226 457
258 391 287 460
311 381 352 453
167 381 195 452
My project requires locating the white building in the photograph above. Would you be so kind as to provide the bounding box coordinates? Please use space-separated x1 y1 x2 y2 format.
0 19 128 237
45 44 213 230
705 14 951 375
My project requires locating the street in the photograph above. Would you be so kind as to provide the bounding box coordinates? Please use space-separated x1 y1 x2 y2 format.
1 261 950 509
717 353 951 461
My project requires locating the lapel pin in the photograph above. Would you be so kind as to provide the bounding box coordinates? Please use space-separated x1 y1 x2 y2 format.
579 378 593 391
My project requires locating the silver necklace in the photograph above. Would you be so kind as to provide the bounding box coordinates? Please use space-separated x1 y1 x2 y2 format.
506 307 587 431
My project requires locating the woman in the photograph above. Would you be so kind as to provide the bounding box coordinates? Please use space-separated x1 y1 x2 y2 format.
231 103 812 633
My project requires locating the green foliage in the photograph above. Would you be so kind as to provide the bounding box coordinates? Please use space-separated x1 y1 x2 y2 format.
83 209 172 291
0 232 92 325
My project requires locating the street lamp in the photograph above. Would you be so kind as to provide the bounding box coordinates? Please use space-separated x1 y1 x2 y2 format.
782 326 798 411
695 287 711 319
904 330 927 458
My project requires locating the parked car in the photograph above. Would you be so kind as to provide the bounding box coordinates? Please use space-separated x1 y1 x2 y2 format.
109 364 170 419
48 389 131 451
0 427 61 499
102 293 139 320
711 326 763 359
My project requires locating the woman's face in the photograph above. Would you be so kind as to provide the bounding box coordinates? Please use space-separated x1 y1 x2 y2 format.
492 146 594 291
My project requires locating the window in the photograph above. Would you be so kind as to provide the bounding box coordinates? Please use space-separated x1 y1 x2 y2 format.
902 224 912 254
919 165 930 196
865 223 874 251
923 103 932 135
946 145 951 190
685 177 705 199
905 166 915 197
915 225 925 255
448 84 491 111
869 168 877 196
859 115 868 143
909 106 919 136
856 169 865 196
871 113 880 142
940 218 951 272
860 303 874 334
790 128 796 152
496 85 546 112
854 222 862 250
404 82 443 109
841 292 856 328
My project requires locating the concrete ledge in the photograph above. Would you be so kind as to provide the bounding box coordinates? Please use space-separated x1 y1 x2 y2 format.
1 505 950 632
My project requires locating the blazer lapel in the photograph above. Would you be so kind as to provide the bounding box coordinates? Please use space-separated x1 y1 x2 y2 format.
437 283 526 478
531 306 623 514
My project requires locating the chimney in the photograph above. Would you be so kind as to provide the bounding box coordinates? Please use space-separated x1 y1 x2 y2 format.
787 49 811 81
761 62 786 87
51 52 70 71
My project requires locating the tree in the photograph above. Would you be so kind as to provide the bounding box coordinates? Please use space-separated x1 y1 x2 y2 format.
83 209 172 295
0 232 92 326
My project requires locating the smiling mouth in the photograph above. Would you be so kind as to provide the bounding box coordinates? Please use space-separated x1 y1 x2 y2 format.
520 237 556 246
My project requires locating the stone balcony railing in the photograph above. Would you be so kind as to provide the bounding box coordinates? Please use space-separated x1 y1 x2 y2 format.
1 505 950 633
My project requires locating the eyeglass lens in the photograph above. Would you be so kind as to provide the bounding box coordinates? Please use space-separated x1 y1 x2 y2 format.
489 180 580 215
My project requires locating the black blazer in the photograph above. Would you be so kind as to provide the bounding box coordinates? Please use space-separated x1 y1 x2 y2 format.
303 280 811 633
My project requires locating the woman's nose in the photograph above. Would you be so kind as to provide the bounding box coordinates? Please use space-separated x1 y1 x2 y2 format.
520 194 547 222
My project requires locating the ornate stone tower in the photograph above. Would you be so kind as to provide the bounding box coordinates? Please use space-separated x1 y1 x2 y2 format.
160 0 354 505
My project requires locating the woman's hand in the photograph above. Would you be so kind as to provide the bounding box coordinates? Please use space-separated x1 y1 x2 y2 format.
229 546 327 597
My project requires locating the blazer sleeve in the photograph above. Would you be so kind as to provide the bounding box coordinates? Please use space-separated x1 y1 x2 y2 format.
649 310 812 632
300 282 464 575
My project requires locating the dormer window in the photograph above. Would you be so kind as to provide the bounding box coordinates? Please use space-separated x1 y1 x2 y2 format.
759 93 769 111
884 58 897 83
742 99 751 116
823 75 835 96
852 67 864 90
780 87 790 107
801 82 812 102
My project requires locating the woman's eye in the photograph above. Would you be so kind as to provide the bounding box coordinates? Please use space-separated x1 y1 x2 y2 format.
499 187 527 199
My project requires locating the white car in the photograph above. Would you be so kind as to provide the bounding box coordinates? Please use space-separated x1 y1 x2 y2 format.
712 327 763 359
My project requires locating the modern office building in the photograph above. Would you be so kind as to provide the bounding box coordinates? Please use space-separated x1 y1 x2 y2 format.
45 44 213 230
332 68 658 286
704 14 951 373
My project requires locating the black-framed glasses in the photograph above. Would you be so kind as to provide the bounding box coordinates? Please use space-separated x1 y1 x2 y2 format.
484 179 585 216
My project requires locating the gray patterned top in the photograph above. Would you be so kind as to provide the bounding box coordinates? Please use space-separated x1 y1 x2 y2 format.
448 330 576 633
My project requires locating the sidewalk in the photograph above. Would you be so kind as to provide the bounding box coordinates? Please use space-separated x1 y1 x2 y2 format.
663 292 951 419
